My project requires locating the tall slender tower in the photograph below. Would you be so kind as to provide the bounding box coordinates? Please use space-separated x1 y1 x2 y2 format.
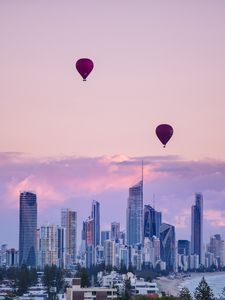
126 163 143 246
111 222 120 242
19 191 37 267
91 200 100 247
191 193 203 265
61 208 77 267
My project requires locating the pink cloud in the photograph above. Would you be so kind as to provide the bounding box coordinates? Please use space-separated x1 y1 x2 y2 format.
1 152 225 244
204 210 225 227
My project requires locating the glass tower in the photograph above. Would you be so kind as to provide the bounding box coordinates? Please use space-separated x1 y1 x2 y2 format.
126 180 143 246
177 240 190 256
191 193 203 264
160 223 176 271
19 191 37 267
144 205 162 239
91 200 100 247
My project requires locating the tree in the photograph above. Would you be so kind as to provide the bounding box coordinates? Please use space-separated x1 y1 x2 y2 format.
76 266 90 288
17 265 30 295
194 277 215 300
123 278 132 300
179 287 193 300
43 265 64 299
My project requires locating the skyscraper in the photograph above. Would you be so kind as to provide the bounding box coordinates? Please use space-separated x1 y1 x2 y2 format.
91 200 100 247
177 240 190 256
61 209 77 267
104 240 115 267
126 180 143 246
83 217 95 268
19 191 37 267
191 193 203 264
101 230 110 246
111 222 120 242
160 223 176 271
37 224 58 269
144 205 162 239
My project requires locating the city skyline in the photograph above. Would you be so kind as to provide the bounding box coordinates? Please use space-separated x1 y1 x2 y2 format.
6 185 224 270
0 153 225 248
0 1 225 254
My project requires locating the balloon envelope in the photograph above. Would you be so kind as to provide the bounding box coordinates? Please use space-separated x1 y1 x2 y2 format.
156 124 173 147
76 58 94 81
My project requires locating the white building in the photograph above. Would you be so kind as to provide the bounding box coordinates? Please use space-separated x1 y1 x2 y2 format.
37 225 58 269
66 278 117 300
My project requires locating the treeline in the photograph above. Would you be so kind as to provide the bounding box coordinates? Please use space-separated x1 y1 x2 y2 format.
118 277 225 300
0 265 64 298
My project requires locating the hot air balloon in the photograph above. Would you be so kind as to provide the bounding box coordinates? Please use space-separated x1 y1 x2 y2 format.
156 124 173 148
76 58 94 81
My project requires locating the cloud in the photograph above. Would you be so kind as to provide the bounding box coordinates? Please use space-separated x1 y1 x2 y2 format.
0 152 225 246
204 210 225 227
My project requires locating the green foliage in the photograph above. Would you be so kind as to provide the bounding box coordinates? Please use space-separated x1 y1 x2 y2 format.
43 265 64 298
178 287 193 300
76 266 90 287
17 265 30 296
194 277 215 300
6 267 18 281
123 278 132 300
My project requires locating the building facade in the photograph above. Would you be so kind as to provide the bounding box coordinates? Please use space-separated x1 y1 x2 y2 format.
91 201 100 247
37 224 58 269
111 222 120 242
178 240 190 256
160 223 176 271
61 209 78 267
191 193 203 264
19 191 37 267
144 205 162 239
126 180 143 246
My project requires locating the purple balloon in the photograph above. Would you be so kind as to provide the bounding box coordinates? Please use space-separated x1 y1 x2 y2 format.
156 124 173 147
76 58 94 81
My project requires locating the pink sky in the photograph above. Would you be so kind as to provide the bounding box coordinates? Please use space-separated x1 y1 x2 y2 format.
0 1 225 159
0 1 225 247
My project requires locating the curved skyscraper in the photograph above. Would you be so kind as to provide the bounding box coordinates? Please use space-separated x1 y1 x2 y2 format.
160 223 176 271
19 191 37 267
126 180 143 246
144 205 162 239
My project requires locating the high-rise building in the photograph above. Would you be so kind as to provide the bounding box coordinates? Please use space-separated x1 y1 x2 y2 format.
104 240 115 267
126 180 143 246
111 222 120 242
177 240 190 256
37 224 58 269
144 205 162 239
6 249 19 267
19 191 37 267
160 223 176 271
83 217 95 267
91 200 100 247
61 209 77 266
191 193 203 264
101 230 110 246
57 226 66 269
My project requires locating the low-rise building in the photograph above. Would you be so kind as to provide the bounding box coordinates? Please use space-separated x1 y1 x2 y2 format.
66 278 117 300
